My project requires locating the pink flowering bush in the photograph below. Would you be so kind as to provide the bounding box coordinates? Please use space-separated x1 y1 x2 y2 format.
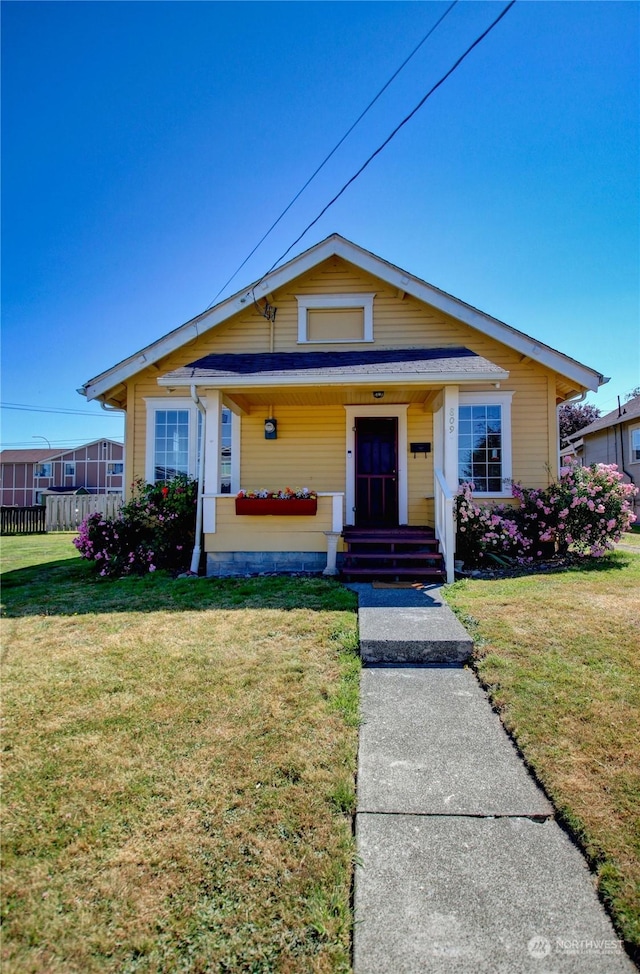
73 475 197 577
526 462 637 557
456 462 636 566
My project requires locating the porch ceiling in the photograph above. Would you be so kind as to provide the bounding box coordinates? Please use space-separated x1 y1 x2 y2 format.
217 384 447 410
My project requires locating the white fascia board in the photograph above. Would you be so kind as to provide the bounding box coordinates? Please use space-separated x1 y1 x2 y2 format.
329 238 604 392
81 237 347 402
157 368 510 390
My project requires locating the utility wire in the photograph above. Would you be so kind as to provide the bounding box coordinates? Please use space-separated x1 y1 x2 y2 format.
205 0 459 310
1 402 122 417
1 438 123 449
261 0 516 281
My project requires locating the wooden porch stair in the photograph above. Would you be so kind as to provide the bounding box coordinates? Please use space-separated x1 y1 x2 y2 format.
341 526 446 582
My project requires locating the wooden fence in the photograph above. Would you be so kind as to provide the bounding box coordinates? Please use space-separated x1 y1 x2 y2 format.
1 506 47 535
46 494 123 532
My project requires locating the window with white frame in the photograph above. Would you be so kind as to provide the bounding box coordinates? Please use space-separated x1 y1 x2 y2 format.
296 293 375 344
631 427 640 463
35 463 52 478
64 462 76 477
145 399 236 492
107 462 124 475
220 407 232 493
154 408 191 481
458 393 513 495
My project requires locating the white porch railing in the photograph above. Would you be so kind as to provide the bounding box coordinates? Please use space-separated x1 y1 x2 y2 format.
434 468 455 584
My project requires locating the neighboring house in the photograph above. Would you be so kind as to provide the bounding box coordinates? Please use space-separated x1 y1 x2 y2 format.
564 395 640 519
0 439 124 507
79 234 607 581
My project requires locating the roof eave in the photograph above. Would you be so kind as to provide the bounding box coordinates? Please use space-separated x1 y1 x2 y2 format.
157 368 510 390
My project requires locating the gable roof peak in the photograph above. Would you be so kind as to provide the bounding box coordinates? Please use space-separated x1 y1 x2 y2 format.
80 234 606 403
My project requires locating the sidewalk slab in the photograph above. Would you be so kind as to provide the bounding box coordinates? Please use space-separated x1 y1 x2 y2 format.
358 606 473 664
358 667 552 817
354 814 634 974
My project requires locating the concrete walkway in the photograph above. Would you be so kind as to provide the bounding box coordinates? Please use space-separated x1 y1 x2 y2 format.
348 583 635 974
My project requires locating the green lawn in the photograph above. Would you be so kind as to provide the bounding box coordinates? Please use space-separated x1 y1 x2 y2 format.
4 533 639 968
1 535 360 973
445 549 640 959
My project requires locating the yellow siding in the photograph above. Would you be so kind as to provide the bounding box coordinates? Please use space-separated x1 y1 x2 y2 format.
239 406 344 493
407 406 434 524
207 495 334 553
119 254 560 514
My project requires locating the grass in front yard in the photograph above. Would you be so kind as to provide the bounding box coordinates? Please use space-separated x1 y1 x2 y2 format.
445 550 640 957
1 535 360 973
617 524 640 548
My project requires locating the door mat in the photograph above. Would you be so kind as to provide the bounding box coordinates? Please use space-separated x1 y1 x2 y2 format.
372 581 426 590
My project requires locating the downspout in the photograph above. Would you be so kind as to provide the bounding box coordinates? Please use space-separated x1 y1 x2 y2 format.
190 385 206 576
616 397 635 488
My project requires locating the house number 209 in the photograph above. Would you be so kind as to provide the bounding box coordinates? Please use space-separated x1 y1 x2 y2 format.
448 407 456 434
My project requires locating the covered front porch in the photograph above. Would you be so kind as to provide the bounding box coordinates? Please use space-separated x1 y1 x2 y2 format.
157 347 510 584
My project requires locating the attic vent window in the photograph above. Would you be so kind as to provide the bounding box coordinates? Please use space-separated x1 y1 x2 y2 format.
296 293 374 344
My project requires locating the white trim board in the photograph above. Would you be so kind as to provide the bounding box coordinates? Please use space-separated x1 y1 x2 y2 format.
344 405 409 527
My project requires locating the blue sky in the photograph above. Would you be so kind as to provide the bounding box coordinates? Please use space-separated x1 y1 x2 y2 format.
2 0 638 451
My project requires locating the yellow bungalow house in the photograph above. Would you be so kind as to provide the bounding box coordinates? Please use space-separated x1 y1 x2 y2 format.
79 234 606 582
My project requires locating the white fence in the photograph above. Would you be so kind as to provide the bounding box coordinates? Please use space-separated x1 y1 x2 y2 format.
46 494 123 532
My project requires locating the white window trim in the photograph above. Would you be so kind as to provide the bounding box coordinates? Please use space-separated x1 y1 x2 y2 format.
458 391 514 498
630 424 640 463
144 396 240 492
344 404 408 526
64 462 76 478
296 293 375 344
35 463 53 479
144 397 201 484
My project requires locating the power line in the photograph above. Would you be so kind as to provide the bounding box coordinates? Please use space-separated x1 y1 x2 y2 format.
1 402 123 418
261 0 516 281
204 0 459 310
1 438 124 449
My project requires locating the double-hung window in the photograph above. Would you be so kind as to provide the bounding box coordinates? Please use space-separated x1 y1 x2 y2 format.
631 427 640 463
145 398 237 492
458 393 513 496
154 408 191 481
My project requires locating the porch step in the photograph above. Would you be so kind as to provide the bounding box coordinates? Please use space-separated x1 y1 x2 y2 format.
341 526 446 583
359 607 473 664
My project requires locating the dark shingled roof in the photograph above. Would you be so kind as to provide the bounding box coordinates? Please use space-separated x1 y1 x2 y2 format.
162 347 506 382
568 394 640 440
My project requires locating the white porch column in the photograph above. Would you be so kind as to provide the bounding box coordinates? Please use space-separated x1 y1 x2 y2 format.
203 390 221 534
322 493 344 576
323 533 340 575
443 386 459 491
442 386 459 584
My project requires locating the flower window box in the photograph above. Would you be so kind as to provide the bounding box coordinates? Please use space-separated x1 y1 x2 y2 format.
235 489 317 516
